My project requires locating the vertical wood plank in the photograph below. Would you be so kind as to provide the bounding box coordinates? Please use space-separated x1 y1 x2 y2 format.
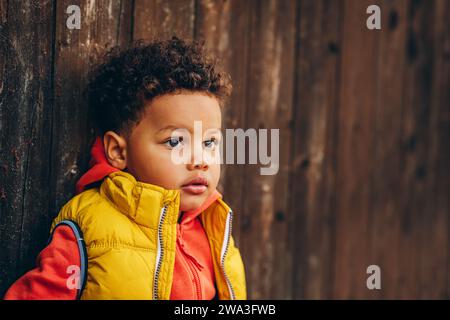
291 0 342 299
333 0 381 299
439 0 450 299
49 0 134 228
236 0 297 299
416 0 449 299
367 0 408 299
0 0 55 295
396 0 437 299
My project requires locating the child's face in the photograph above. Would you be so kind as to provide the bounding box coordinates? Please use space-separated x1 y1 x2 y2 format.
106 91 222 212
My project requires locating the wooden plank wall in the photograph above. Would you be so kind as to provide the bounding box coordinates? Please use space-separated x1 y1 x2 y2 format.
0 0 448 299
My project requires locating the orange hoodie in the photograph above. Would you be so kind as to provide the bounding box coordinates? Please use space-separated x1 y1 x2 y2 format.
5 137 218 300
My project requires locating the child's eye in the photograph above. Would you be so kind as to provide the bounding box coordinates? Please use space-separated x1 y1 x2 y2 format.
204 137 218 149
164 136 184 148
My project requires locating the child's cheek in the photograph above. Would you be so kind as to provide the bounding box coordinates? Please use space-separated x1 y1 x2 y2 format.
209 164 221 189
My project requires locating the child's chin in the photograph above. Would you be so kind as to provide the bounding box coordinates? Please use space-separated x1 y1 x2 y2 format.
179 192 207 212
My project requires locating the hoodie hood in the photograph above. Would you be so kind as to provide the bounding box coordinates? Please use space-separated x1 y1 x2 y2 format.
75 136 119 195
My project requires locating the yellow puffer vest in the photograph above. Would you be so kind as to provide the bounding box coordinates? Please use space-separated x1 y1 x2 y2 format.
50 171 247 300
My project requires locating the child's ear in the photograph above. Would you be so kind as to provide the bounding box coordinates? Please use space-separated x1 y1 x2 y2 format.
103 131 127 170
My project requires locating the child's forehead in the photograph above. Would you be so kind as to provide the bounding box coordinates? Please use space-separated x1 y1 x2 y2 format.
141 92 222 131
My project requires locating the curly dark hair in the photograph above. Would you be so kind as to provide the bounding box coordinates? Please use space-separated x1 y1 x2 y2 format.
86 36 232 136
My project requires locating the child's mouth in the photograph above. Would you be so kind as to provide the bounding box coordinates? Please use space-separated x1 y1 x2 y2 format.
181 177 208 195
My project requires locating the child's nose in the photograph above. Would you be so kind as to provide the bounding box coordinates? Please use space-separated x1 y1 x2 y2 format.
187 154 209 170
187 162 209 171
187 148 209 170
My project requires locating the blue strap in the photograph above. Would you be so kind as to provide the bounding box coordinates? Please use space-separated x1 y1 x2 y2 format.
48 220 87 300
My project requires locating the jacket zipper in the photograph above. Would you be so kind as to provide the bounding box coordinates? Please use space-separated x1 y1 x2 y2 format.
177 221 202 300
220 210 236 299
191 261 202 299
181 246 202 299
153 205 168 300
154 206 236 300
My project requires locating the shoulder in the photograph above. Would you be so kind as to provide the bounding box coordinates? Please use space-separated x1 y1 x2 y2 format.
50 188 105 232
50 187 141 246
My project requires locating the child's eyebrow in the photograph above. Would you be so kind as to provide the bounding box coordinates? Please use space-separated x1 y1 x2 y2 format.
156 125 222 135
156 125 186 134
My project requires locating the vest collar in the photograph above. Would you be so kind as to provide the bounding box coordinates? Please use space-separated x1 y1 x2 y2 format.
99 170 180 228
